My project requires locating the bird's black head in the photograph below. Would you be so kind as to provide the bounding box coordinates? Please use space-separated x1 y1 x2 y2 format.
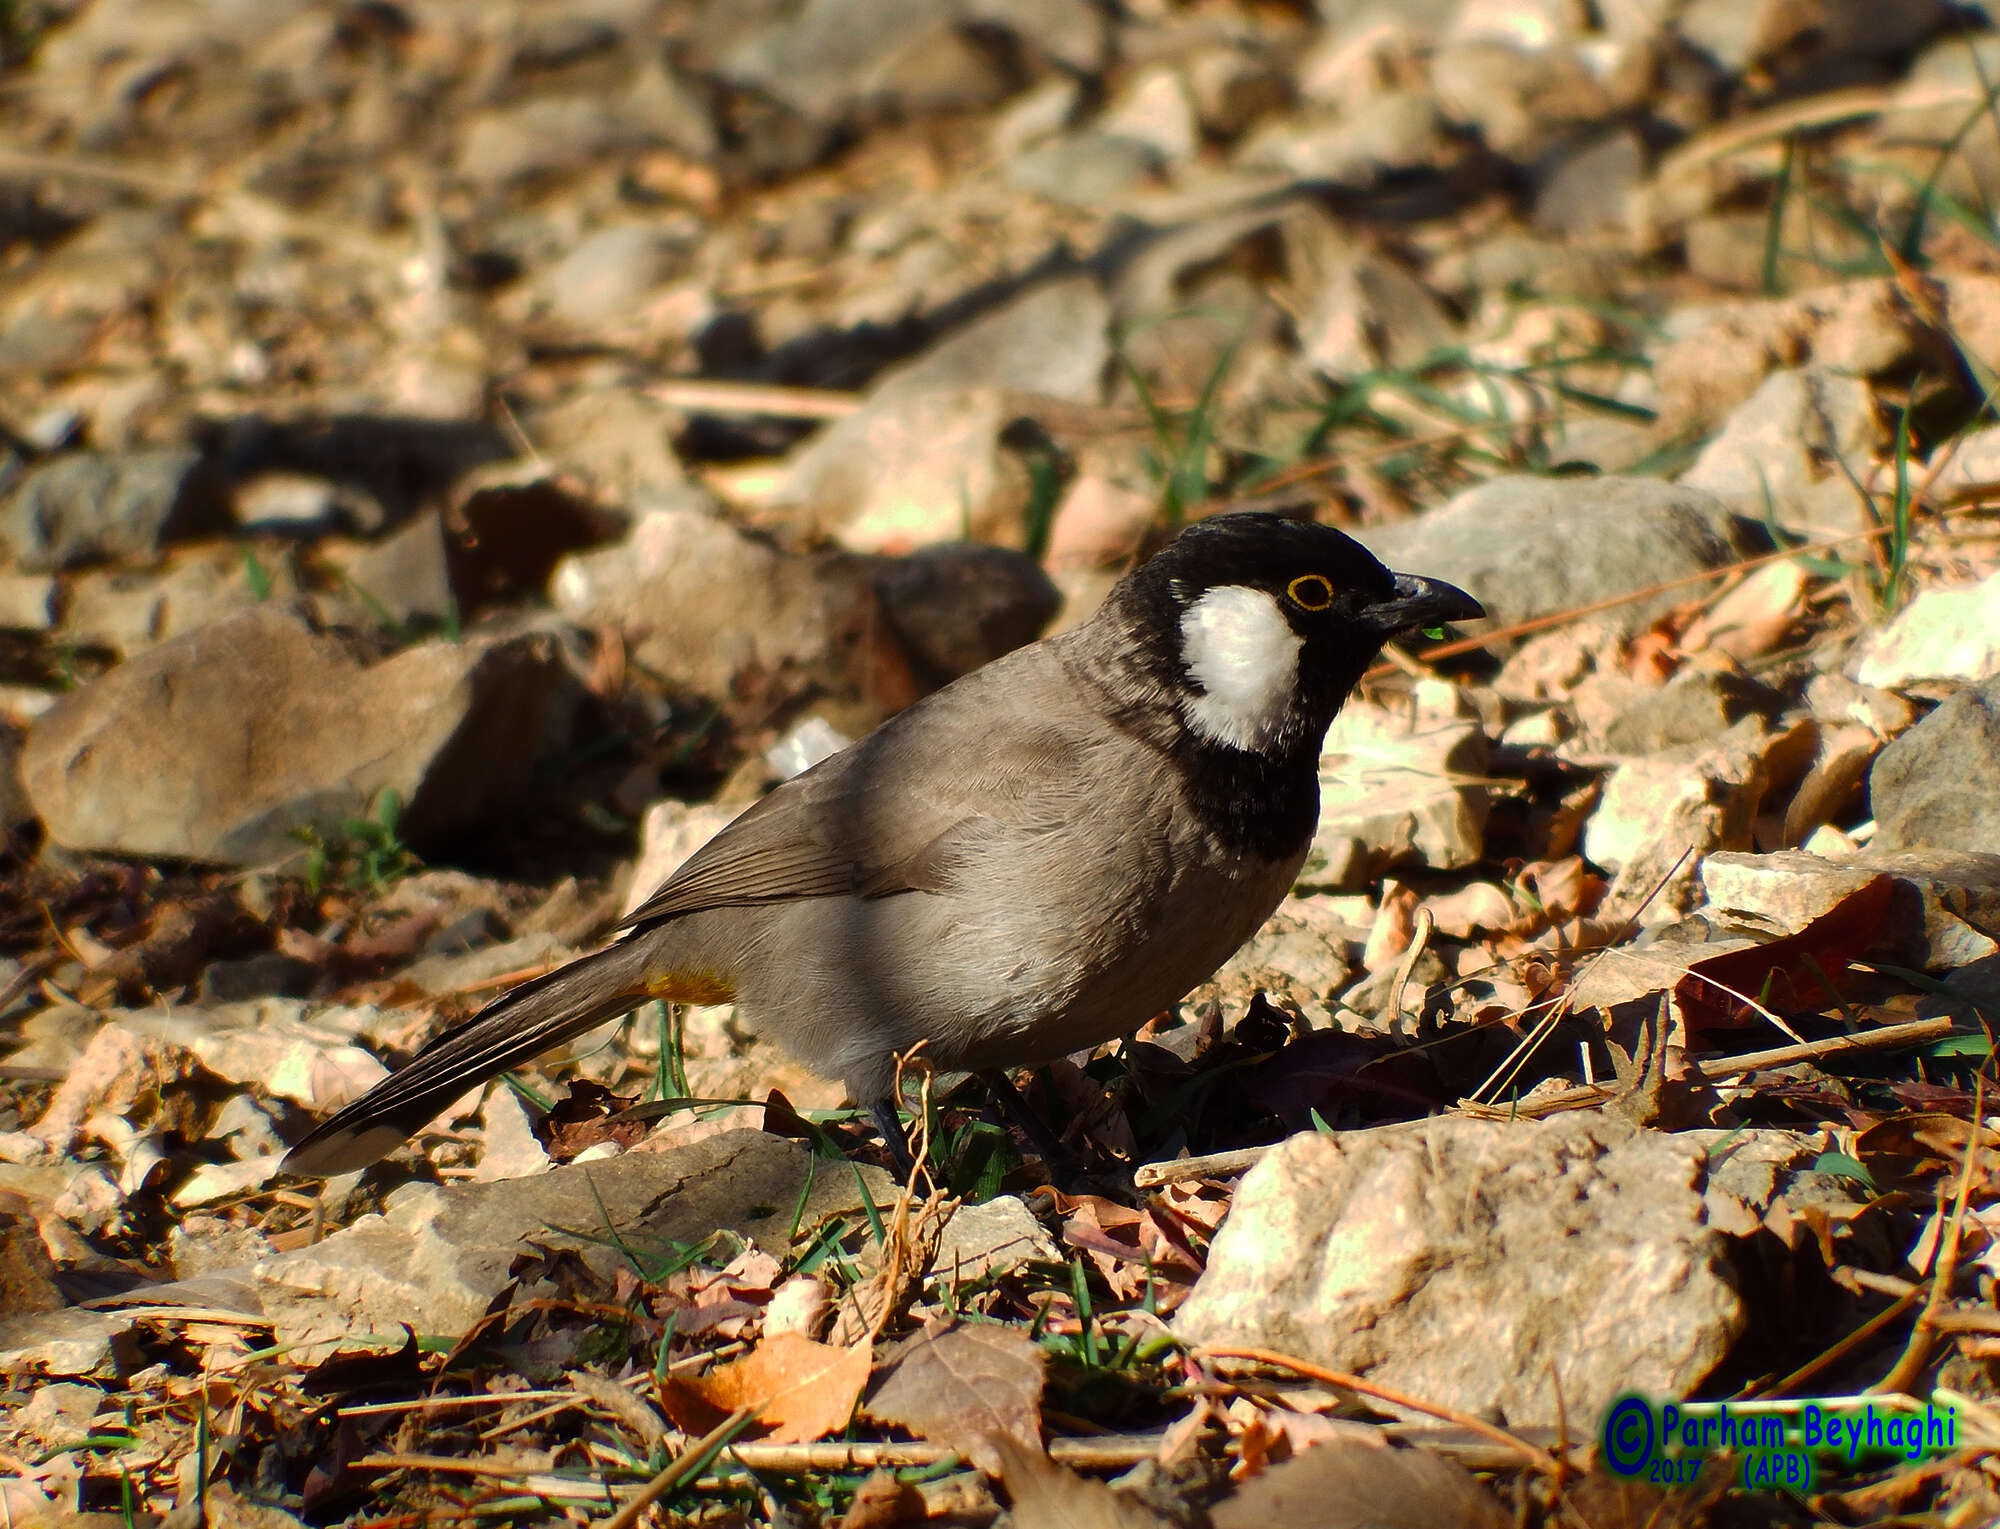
1108 511 1484 762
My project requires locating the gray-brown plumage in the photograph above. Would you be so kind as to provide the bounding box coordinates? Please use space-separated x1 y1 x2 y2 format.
283 512 1481 1177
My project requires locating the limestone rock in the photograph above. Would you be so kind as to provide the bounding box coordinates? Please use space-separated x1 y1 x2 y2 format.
245 1133 889 1353
1855 570 2000 689
1176 1117 1748 1426
1700 848 2000 968
1678 367 1883 529
0 450 232 571
1582 720 1769 921
1306 684 1490 890
1356 475 1759 638
551 505 899 707
22 607 582 865
1871 676 2000 857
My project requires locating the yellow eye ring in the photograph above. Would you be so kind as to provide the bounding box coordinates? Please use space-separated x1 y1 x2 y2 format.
1287 573 1335 611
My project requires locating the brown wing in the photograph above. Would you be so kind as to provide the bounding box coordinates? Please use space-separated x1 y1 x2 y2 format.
616 645 1094 933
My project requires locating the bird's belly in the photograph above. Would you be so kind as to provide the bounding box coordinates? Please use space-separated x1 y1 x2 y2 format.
969 849 1305 1065
715 845 1303 1097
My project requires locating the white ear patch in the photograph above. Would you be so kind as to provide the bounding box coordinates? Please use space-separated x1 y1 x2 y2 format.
1178 585 1302 751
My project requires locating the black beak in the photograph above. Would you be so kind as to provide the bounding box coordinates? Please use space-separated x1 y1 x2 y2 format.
1363 571 1485 635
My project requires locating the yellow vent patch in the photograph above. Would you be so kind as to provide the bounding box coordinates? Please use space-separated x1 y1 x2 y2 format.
645 968 737 1006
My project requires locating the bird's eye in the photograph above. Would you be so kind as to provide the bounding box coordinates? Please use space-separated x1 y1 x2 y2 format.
1286 573 1335 611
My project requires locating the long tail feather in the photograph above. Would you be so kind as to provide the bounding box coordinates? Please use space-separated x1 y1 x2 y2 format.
282 939 656 1177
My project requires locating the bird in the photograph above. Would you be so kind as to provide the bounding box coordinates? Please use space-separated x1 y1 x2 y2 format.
282 511 1482 1179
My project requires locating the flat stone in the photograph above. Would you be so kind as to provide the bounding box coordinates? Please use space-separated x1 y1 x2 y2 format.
1237 93 1454 185
717 0 1010 123
63 543 305 655
551 505 913 720
1097 65 1201 163
1649 282 1940 441
0 575 55 629
21 607 582 865
1176 1116 1749 1426
0 1307 138 1379
874 274 1111 408
1533 129 1645 234
866 542 1060 689
1699 848 2000 968
1871 677 2000 857
931 1195 1057 1283
777 386 1043 551
1678 367 1883 529
0 450 232 571
532 388 688 502
538 225 680 331
1598 669 1785 755
1306 685 1490 890
1356 476 1758 638
1007 132 1161 205
100 1003 394 1108
250 1131 894 1352
1430 36 1616 160
1299 247 1460 381
1855 570 2000 689
1582 720 1768 921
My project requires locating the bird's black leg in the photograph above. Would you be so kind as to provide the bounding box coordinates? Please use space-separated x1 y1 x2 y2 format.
976 1068 1078 1176
868 1097 917 1181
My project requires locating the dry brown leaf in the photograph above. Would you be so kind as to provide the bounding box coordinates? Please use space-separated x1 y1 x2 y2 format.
1675 874 1893 1035
659 1332 871 1443
988 1434 1173 1528
1208 1438 1511 1529
838 1468 930 1528
1855 1110 2000 1190
866 1319 1045 1474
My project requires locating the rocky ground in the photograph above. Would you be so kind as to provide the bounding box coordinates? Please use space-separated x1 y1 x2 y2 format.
6 0 2000 1524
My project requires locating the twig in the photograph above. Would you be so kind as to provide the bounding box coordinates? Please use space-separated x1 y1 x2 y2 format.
1135 1145 1273 1189
643 379 863 421
1751 1285 1927 1399
1652 84 1913 183
1377 906 1433 1034
339 1390 574 1419
354 1454 562 1479
1698 1015 1962 1079
1459 1013 1963 1119
597 1406 754 1529
1874 1074 1985 1395
1195 1344 1568 1481
0 146 206 197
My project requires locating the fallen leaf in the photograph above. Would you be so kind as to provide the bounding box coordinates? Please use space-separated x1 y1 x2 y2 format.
838 1469 929 1528
866 1319 1045 1474
539 1080 651 1159
1208 1438 1511 1529
300 1328 430 1399
988 1434 1172 1528
1675 875 1894 1035
1855 1110 2000 1191
660 1332 871 1444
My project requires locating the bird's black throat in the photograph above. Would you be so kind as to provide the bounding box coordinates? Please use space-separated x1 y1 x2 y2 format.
1170 735 1322 863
